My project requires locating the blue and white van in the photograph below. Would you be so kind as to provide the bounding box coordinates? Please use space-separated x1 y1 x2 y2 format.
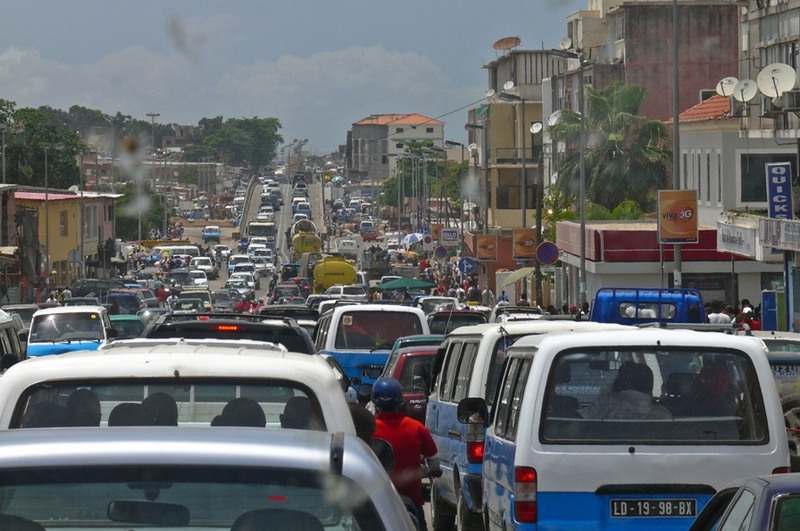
426 321 630 530
313 304 429 386
465 328 788 530
26 306 116 357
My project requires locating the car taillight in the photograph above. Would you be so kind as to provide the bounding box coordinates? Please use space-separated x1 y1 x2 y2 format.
773 466 791 474
514 466 537 524
467 441 484 463
213 324 242 332
466 423 484 464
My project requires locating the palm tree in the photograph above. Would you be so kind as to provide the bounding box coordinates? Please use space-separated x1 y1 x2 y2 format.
549 81 671 210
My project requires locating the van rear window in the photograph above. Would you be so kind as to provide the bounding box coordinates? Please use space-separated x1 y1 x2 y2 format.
335 311 424 350
541 348 767 444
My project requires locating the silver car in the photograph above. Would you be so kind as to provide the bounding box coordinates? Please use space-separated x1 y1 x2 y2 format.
0 427 416 530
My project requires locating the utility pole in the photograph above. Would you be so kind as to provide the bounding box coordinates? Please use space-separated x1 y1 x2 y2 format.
145 112 160 243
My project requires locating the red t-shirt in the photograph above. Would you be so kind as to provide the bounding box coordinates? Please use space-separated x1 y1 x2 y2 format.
374 411 438 507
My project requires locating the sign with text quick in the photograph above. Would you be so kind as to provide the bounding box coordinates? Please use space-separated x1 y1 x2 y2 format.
766 162 794 221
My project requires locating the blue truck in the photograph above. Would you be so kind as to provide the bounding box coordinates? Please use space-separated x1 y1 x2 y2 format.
589 287 706 325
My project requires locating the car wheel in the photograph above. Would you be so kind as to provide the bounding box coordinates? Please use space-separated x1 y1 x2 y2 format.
783 394 800 471
457 492 483 531
430 479 456 531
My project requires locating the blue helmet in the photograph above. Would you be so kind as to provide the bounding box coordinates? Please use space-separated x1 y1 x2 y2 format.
371 378 403 410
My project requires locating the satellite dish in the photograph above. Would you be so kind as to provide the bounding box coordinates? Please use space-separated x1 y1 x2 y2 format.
716 76 739 97
560 36 573 50
503 80 515 91
486 88 496 98
493 36 521 51
468 143 478 153
757 63 796 97
547 110 563 127
530 122 543 134
67 185 79 193
732 79 758 102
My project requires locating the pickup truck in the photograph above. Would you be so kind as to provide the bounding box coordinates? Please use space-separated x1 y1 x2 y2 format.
589 287 706 325
202 225 221 243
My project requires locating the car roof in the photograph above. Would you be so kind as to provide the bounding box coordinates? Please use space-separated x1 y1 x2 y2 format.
32 305 106 317
443 320 631 337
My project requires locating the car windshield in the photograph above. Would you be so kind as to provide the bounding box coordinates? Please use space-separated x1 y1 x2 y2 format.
0 466 383 530
189 271 206 279
29 313 105 343
111 319 144 339
212 292 231 303
334 311 424 350
429 313 487 334
172 299 203 311
540 348 768 444
192 258 211 266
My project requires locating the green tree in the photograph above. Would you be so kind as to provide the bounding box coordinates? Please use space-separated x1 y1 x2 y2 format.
549 81 671 210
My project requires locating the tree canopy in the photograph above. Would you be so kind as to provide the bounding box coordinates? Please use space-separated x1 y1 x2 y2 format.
549 81 672 210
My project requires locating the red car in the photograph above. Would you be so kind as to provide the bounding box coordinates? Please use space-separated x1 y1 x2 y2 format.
380 345 437 423
362 228 379 242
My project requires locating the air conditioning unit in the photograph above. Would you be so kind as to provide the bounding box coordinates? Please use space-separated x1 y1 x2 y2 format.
780 90 800 111
729 97 747 118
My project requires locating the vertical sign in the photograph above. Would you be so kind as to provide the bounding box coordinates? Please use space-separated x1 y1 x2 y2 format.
512 228 537 260
476 234 497 261
658 190 698 244
766 161 794 221
430 223 443 241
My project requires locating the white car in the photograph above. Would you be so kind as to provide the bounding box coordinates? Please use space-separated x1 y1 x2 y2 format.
251 256 274 277
187 269 209 288
224 278 252 298
189 256 219 280
0 339 356 433
230 271 258 292
323 284 369 302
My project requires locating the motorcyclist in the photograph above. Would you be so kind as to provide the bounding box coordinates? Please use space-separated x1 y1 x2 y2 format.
372 377 440 531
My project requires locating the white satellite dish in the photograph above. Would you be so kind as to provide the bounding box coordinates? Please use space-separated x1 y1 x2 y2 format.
756 63 796 98
716 76 739 97
732 79 758 102
486 88 496 98
560 36 573 51
503 80 515 91
468 143 478 153
530 122 543 134
67 185 79 193
547 110 563 127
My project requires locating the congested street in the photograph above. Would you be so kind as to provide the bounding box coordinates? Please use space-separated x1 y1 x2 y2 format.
3 1 800 530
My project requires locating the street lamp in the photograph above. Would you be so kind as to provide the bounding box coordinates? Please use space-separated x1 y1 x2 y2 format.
550 47 587 305
1 123 24 185
44 142 65 280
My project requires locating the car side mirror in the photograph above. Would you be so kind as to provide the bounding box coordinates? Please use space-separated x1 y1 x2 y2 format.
457 397 488 425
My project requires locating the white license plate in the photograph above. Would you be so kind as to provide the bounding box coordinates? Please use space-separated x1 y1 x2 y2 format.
610 499 696 518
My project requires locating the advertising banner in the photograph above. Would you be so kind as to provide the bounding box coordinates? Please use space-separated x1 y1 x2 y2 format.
476 234 497 261
430 223 443 241
512 228 537 260
658 190 698 244
766 161 794 221
440 228 459 247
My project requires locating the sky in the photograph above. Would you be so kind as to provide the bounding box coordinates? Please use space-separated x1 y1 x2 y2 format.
0 1 585 157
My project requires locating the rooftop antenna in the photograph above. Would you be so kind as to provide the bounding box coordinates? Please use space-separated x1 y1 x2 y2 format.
715 76 739 97
493 36 521 53
757 62 796 107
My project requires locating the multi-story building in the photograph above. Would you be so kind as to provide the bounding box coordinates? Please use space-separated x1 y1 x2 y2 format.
346 113 444 182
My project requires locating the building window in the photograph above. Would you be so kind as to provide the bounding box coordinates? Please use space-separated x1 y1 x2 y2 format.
426 127 434 133
395 127 404 133
497 174 520 209
705 152 711 202
740 153 797 203
59 210 68 237
396 143 404 149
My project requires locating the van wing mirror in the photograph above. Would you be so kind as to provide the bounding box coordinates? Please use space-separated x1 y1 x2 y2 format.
457 397 488 425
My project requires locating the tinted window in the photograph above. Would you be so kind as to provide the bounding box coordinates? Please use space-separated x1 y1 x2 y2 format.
14 379 322 430
495 357 526 440
399 355 433 393
439 342 463 401
719 489 755 531
453 343 478 402
429 314 487 334
146 324 312 354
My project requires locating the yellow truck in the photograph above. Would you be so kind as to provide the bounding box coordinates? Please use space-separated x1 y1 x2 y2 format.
311 256 357 294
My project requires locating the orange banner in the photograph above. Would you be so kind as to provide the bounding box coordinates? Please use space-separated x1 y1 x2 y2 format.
512 228 537 259
658 190 698 243
476 234 498 261
430 223 443 241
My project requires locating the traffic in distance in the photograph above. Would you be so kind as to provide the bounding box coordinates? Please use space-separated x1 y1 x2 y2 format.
1 168 798 530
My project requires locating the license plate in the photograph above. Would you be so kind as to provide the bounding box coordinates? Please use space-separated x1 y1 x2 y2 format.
610 499 696 518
